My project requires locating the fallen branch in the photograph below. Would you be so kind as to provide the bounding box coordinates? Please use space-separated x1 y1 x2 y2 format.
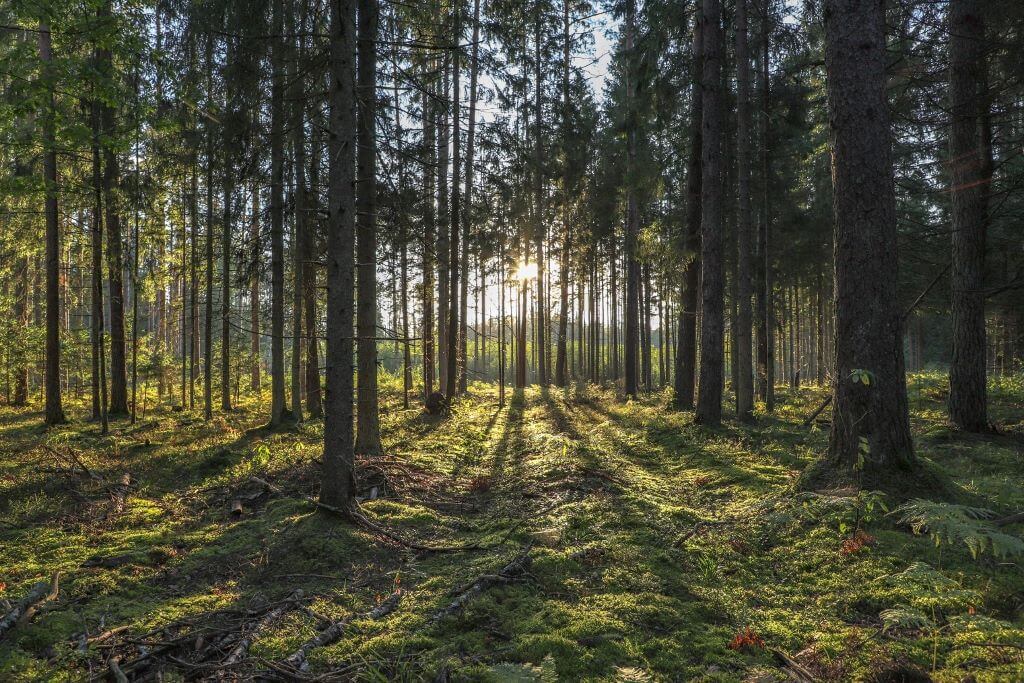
994 511 1024 527
427 549 532 625
771 647 817 682
221 589 304 665
0 573 60 641
802 396 832 427
108 657 129 683
674 520 729 546
41 444 104 482
281 592 402 672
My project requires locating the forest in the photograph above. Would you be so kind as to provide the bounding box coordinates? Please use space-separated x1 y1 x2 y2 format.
1 0 1023 680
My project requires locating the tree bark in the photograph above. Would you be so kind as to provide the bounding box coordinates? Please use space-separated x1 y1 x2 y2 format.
674 6 702 410
948 0 990 432
356 0 382 452
821 0 916 481
695 0 725 426
270 0 287 426
39 20 65 425
322 0 358 511
734 0 754 421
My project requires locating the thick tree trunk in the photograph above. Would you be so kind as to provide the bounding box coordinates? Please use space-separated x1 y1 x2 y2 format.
40 21 65 425
734 0 754 421
356 0 382 453
821 0 915 482
756 0 775 411
695 0 725 426
291 11 307 424
674 7 702 410
322 0 358 511
948 0 990 432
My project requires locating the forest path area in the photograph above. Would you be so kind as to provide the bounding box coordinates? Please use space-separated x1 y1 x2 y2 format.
1 377 1023 681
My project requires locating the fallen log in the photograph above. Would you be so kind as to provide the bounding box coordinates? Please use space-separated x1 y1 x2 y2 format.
0 574 60 641
221 589 303 665
427 550 532 626
282 591 402 672
802 396 832 427
994 511 1024 527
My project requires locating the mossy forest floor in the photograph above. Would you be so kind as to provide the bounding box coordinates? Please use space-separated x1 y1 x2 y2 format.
2 373 1023 681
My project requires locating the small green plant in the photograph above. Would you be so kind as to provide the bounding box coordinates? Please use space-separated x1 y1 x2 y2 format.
794 489 888 535
892 499 1024 559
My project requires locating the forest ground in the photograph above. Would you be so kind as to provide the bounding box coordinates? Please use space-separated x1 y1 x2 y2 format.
1 374 1023 682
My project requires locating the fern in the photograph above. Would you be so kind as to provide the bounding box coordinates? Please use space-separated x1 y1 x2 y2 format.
880 605 933 632
892 499 1024 559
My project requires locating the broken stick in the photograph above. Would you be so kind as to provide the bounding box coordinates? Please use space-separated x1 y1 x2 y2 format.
428 549 532 625
0 573 60 641
221 589 303 665
282 591 402 672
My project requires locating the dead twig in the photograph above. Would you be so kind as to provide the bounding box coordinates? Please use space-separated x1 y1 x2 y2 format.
0 573 60 641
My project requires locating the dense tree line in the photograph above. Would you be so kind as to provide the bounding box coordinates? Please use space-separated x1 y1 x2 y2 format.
2 0 1023 505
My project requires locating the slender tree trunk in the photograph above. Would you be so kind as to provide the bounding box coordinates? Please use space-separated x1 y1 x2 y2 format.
203 38 215 421
820 0 916 481
270 0 287 426
734 0 754 421
250 186 261 394
40 20 65 425
290 9 307 424
221 66 233 412
674 6 702 410
422 62 436 399
756 0 775 411
459 0 481 395
445 0 462 400
98 3 127 417
304 116 323 417
356 0 382 452
322 0 358 512
695 0 725 426
948 0 990 432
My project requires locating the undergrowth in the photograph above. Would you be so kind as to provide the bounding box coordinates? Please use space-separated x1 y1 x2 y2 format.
0 371 1022 681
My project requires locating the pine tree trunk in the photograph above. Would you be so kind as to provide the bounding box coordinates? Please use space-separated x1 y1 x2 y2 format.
40 20 65 425
203 38 215 421
270 0 287 426
421 63 436 399
356 0 382 452
445 0 462 400
290 9 307 424
674 6 702 410
322 0 358 512
948 0 990 432
460 0 481 395
304 118 323 417
250 186 261 394
734 0 754 421
821 0 916 482
695 0 725 426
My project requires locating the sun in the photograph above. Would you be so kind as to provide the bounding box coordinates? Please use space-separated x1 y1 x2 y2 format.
513 261 538 282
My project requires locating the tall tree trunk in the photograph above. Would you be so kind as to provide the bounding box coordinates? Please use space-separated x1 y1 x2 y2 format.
459 0 481 395
221 50 233 412
820 0 916 482
622 0 640 397
250 186 261 393
437 45 450 392
322 0 358 512
533 8 548 388
99 2 128 417
40 20 65 425
734 0 754 421
674 6 702 410
13 255 28 407
948 0 990 432
305 108 323 417
421 61 436 399
270 0 287 426
445 0 462 400
290 8 307 424
756 0 775 411
203 37 215 421
356 0 382 452
695 0 725 426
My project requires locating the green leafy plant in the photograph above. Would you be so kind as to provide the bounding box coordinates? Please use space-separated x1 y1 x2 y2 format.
892 499 1024 559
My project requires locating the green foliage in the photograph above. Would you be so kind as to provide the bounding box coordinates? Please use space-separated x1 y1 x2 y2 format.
892 499 1024 559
